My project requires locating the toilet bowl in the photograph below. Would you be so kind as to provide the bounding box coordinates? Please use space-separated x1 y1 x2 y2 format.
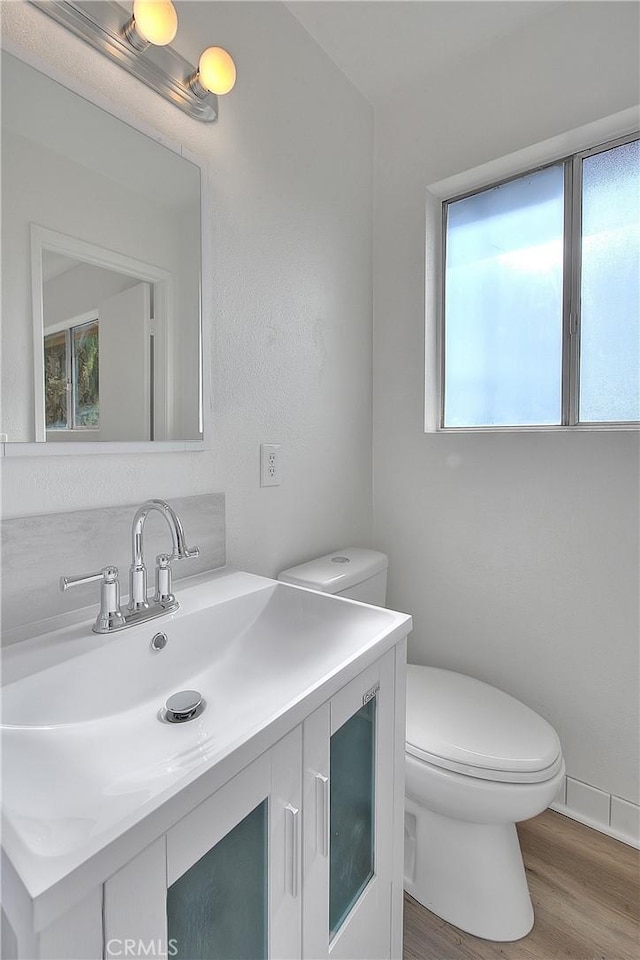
278 549 565 943
404 664 564 941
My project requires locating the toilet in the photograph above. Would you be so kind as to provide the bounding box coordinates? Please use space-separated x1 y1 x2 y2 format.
278 548 565 943
404 665 564 941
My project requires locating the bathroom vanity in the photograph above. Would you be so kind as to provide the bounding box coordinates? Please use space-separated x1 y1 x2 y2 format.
1 568 411 960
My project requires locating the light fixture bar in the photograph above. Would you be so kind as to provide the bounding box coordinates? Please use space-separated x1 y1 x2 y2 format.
29 0 219 122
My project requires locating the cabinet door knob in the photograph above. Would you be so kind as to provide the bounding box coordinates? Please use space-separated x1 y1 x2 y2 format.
315 774 329 857
285 803 300 899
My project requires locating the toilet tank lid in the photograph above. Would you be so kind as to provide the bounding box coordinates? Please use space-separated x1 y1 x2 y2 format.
277 548 388 594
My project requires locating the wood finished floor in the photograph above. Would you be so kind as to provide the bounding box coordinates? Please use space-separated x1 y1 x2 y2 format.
403 810 639 960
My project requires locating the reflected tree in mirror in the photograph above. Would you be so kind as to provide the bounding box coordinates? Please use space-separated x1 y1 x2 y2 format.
44 330 68 429
72 321 99 428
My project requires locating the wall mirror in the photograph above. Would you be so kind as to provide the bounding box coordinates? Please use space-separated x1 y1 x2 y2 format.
1 51 203 448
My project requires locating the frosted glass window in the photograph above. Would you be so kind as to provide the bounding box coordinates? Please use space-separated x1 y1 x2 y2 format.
444 165 565 427
329 698 376 938
579 140 640 422
167 800 267 960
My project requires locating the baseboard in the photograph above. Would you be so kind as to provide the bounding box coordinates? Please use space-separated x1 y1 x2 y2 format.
550 776 640 849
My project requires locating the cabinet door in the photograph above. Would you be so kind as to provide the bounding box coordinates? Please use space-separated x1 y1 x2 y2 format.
303 650 396 960
104 728 302 960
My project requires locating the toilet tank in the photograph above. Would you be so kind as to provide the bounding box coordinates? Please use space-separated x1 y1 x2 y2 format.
277 547 388 605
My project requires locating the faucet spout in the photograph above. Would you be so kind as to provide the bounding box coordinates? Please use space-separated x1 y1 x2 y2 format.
129 499 199 611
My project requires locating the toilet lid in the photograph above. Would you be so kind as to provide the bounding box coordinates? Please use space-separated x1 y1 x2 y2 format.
406 665 562 783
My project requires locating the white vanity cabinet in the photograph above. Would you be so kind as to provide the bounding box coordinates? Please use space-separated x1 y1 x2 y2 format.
102 646 404 960
105 728 303 960
2 572 410 960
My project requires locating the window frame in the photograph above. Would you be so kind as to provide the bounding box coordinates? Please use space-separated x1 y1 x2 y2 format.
436 130 640 433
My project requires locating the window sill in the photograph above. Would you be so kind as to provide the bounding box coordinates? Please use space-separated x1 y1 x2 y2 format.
430 423 640 435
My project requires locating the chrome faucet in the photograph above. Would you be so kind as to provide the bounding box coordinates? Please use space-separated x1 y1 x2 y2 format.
129 499 200 612
60 499 200 634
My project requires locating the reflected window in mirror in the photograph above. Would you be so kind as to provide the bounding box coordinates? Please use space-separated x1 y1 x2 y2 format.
45 319 100 433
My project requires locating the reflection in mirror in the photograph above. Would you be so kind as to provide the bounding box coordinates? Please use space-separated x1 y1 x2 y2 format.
33 226 176 442
1 52 203 444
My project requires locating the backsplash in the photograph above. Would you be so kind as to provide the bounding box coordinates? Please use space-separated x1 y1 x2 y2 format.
1 493 225 644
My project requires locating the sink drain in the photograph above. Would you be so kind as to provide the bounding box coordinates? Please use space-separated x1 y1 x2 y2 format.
164 690 204 723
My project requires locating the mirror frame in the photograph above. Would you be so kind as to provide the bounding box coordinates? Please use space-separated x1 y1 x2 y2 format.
1 41 210 457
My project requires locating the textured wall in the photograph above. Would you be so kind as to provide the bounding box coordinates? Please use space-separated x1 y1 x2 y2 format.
0 2 374 577
372 2 640 803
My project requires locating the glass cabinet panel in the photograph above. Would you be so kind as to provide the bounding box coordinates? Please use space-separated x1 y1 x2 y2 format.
329 697 376 937
167 800 268 960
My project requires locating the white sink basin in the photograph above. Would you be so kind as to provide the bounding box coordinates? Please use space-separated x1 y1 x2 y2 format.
1 568 411 905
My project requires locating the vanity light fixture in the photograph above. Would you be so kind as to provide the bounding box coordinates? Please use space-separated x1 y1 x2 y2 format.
30 0 237 122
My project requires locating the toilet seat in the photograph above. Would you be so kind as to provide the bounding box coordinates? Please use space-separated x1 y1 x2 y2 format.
406 665 562 784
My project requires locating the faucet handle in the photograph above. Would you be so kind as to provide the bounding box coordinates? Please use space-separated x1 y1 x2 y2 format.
60 565 119 592
155 545 198 603
60 565 126 634
155 553 175 604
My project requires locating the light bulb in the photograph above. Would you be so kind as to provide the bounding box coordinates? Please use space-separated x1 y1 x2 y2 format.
132 0 178 46
197 47 237 96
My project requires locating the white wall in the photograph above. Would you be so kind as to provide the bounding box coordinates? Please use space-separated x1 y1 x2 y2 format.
44 263 136 331
373 2 640 804
1 2 374 579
